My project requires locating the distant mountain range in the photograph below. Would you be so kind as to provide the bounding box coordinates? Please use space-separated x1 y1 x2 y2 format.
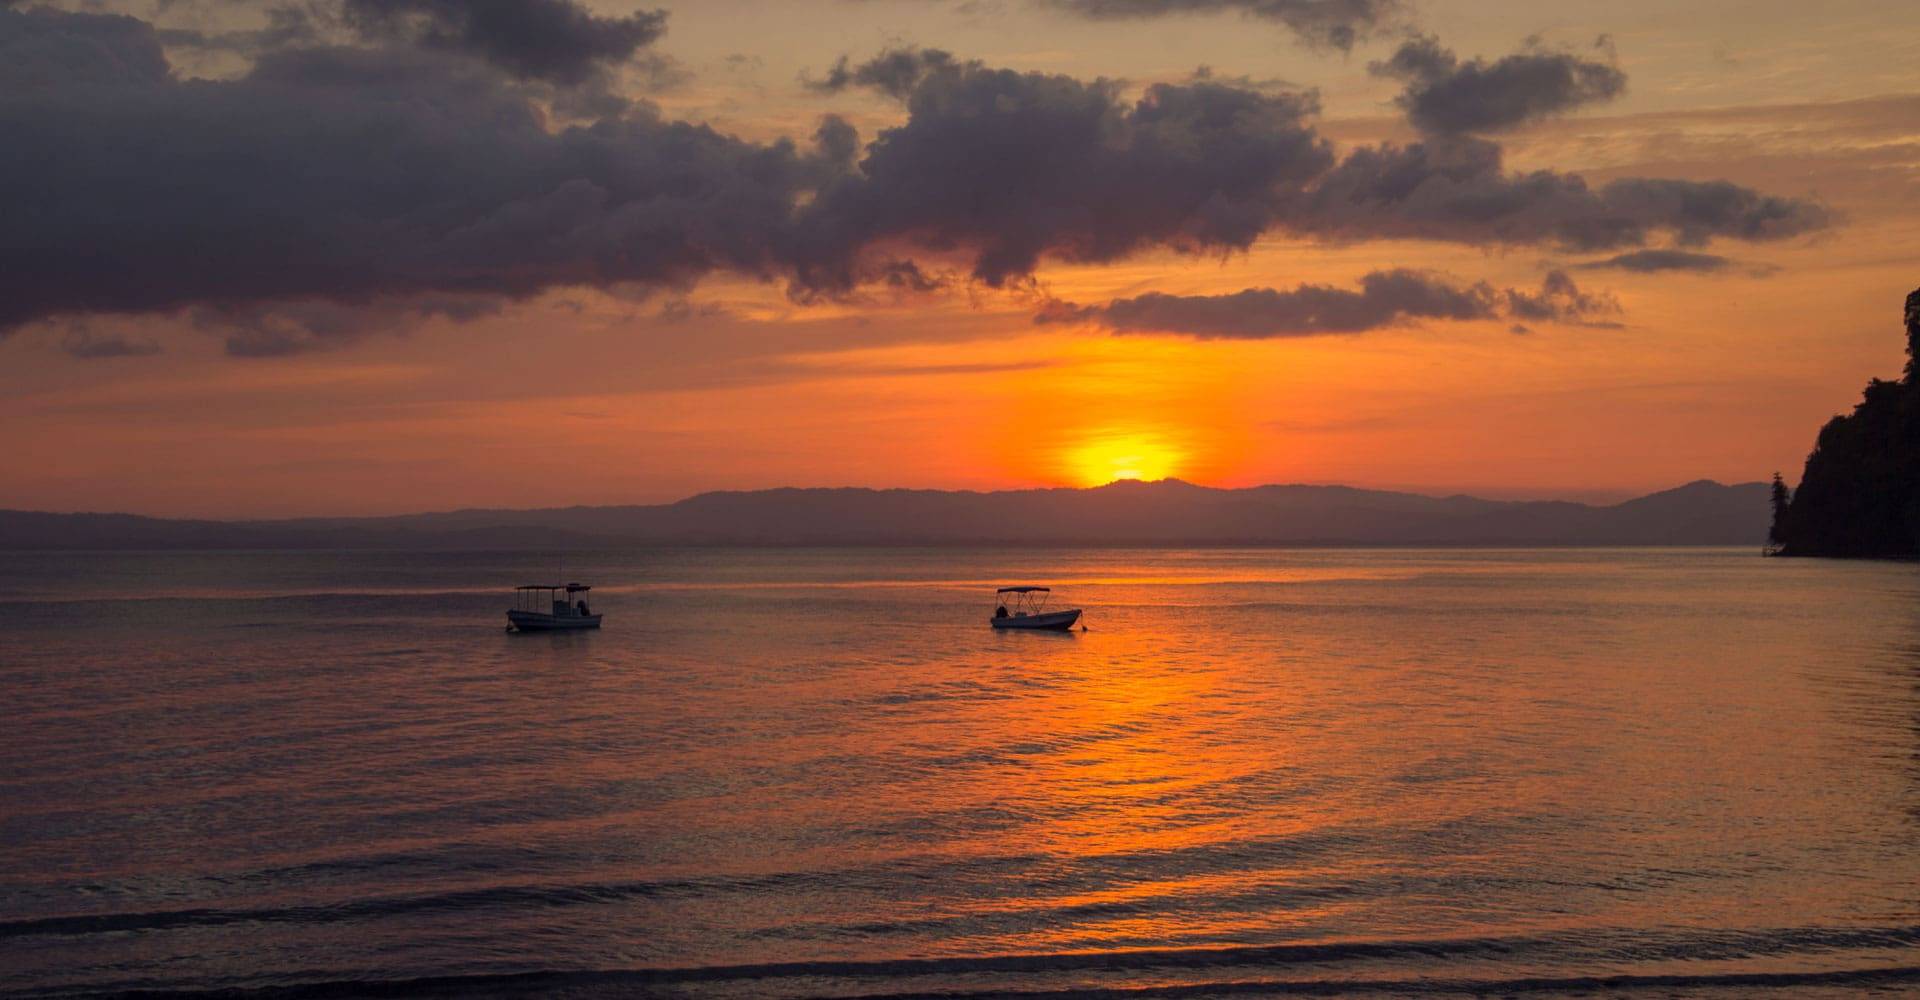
0 479 1771 550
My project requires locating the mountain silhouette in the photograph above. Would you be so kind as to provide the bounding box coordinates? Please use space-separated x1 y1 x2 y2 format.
1771 286 1920 558
1 479 1769 550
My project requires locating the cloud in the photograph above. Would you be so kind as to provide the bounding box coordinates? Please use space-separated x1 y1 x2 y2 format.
337 0 667 85
0 6 840 343
1038 0 1402 50
804 49 1825 274
871 259 954 293
197 296 504 357
793 50 1334 290
154 7 321 59
1372 35 1625 135
805 46 960 99
0 10 1830 349
59 327 162 359
1038 269 1617 338
144 0 668 91
1503 269 1619 323
1574 249 1739 273
1297 135 1830 250
0 4 170 89
656 298 732 324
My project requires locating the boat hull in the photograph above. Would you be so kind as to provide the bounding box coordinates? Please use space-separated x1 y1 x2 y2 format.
990 608 1081 630
507 610 602 631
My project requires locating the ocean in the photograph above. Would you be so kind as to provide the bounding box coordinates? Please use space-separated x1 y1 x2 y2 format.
2 547 1916 997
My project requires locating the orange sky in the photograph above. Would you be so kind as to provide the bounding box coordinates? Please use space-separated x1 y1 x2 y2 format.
3 0 1918 517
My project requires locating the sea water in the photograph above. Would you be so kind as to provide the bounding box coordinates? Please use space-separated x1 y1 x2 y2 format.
2 548 1916 996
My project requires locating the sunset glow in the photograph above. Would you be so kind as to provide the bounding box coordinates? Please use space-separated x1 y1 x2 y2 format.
0 1 1915 516
1064 431 1187 487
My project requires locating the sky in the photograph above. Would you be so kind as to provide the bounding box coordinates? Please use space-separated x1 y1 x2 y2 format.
2 0 1917 517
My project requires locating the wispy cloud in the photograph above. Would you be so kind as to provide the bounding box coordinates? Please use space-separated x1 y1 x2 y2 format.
1038 269 1619 339
1573 249 1780 276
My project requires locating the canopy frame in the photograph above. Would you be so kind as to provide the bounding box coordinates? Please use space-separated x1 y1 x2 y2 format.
993 586 1052 616
513 583 592 613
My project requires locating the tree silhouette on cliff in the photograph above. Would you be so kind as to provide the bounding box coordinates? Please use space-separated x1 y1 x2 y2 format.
1768 472 1791 549
1771 286 1920 558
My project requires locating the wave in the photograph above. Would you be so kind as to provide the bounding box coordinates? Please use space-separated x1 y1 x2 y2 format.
12 866 1920 963
0 878 726 938
10 909 1920 993
40 961 1920 999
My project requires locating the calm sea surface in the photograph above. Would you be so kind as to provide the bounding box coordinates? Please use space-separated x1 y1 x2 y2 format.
2 548 1917 997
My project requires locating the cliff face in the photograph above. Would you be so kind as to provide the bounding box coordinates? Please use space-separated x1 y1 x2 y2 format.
1772 287 1920 558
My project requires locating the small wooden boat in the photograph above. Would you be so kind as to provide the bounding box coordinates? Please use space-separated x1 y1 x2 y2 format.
991 586 1082 630
507 583 602 631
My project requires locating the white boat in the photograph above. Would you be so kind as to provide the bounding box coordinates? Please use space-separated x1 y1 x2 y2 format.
507 583 602 631
990 586 1082 630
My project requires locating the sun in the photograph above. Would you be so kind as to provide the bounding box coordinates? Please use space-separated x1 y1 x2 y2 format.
1065 431 1186 486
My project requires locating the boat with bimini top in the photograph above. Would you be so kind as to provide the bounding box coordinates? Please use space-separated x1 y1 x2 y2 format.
990 586 1082 630
507 583 601 631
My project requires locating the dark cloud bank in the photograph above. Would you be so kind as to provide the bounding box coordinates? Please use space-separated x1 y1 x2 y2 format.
0 5 1830 355
1039 269 1616 338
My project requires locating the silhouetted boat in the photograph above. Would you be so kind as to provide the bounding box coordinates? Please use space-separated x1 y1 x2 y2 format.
508 583 601 631
991 586 1081 630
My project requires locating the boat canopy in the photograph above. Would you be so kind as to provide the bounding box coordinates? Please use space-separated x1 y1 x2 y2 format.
993 585 1057 617
516 583 591 592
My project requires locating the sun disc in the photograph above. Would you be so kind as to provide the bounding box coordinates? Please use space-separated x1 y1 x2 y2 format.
1065 432 1184 486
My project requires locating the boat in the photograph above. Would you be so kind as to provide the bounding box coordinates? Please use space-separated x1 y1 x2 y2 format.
990 586 1082 630
507 583 602 631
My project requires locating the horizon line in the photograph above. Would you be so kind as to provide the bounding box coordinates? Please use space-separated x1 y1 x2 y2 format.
4 477 1766 523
